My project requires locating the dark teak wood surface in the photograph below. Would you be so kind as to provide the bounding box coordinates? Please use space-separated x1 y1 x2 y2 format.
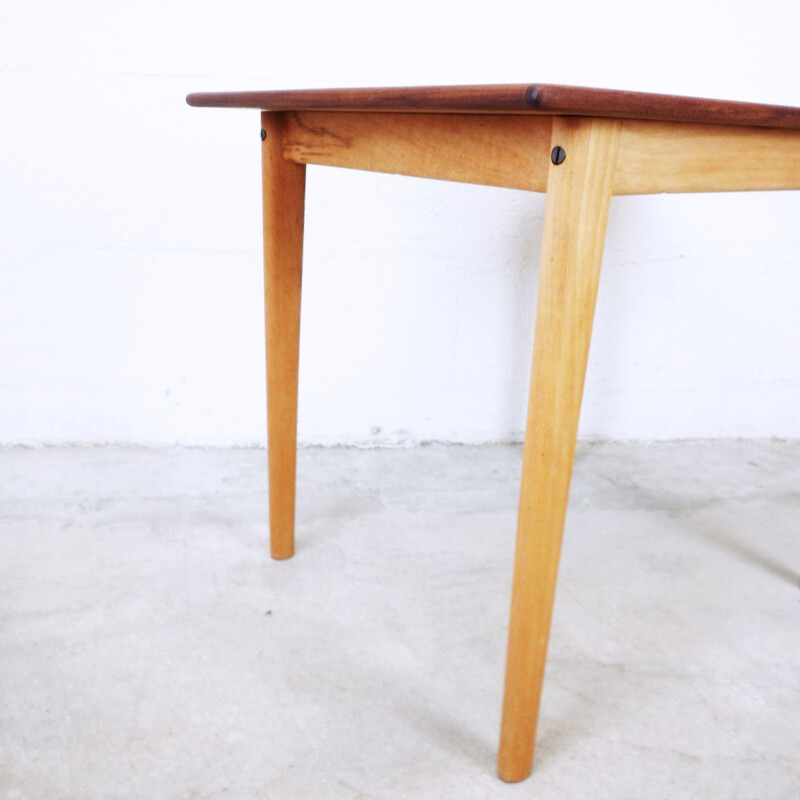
187 83 800 129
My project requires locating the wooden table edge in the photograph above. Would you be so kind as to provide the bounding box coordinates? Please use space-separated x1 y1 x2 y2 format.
186 83 800 130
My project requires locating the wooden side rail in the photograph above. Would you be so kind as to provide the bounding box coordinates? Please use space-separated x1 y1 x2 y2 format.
277 111 800 195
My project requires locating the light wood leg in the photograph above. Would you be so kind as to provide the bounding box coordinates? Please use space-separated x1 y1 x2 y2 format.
497 116 620 782
261 111 306 560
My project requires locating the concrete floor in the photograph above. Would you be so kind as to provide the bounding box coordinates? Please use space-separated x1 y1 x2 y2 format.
1 441 799 799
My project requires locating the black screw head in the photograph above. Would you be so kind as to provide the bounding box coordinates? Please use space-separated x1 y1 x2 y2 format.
551 145 566 165
260 129 266 141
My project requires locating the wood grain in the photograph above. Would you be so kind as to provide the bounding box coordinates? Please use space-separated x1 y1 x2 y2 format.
526 84 800 130
188 84 533 113
615 120 800 194
282 111 553 191
497 116 621 783
187 84 800 130
262 112 306 560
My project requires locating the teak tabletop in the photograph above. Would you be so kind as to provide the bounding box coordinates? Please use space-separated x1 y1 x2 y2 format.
187 84 800 783
187 82 800 128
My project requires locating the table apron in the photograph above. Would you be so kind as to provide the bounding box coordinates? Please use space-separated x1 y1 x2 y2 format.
276 111 800 195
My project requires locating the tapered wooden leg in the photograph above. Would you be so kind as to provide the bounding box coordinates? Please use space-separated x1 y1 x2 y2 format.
497 116 620 782
261 111 306 560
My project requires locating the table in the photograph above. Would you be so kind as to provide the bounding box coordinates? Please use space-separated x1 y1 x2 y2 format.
186 84 800 782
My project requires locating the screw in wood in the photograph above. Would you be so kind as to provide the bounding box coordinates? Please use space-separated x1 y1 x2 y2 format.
551 145 566 165
261 129 267 140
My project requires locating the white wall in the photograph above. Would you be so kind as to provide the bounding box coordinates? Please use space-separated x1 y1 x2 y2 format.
1 0 799 446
